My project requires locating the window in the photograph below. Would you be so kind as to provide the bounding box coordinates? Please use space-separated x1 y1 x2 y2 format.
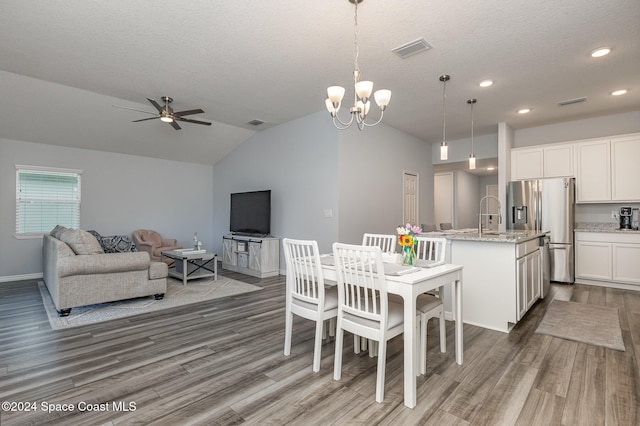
15 165 82 237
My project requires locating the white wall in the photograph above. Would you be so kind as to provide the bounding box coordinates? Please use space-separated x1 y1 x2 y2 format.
212 112 340 257
338 121 434 245
514 110 640 147
455 170 481 229
212 112 435 268
0 138 213 280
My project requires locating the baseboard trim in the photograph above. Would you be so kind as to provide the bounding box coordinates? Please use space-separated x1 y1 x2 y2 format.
0 272 43 283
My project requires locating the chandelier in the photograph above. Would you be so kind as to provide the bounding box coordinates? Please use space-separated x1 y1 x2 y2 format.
325 0 391 130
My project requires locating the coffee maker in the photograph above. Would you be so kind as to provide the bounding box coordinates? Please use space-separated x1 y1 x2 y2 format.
620 206 632 229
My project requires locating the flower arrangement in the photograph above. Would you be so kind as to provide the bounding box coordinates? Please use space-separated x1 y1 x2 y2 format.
396 223 422 265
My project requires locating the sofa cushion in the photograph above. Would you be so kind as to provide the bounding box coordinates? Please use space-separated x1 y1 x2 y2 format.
149 261 169 280
59 229 104 255
50 225 68 239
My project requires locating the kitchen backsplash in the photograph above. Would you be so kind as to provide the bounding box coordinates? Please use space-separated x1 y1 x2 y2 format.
574 203 640 224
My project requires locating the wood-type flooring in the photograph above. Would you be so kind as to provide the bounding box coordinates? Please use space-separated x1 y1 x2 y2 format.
0 269 638 425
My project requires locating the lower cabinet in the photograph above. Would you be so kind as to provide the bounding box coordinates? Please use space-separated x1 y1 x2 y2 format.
575 232 640 286
516 242 541 321
222 235 280 278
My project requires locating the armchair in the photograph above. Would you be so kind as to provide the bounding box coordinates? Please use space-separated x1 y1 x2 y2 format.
132 229 182 263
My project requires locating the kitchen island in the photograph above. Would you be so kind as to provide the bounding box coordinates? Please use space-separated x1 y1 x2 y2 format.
427 229 548 333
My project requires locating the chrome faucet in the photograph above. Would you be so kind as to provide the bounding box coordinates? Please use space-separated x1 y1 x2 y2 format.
478 195 502 237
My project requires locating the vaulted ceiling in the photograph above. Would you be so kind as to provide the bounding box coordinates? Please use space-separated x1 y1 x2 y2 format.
0 0 638 165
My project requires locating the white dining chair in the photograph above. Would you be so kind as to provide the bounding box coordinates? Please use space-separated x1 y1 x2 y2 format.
362 233 397 253
414 236 447 375
283 238 338 372
332 242 405 403
360 233 399 354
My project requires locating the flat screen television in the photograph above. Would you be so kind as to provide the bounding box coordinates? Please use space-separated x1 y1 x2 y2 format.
229 190 271 236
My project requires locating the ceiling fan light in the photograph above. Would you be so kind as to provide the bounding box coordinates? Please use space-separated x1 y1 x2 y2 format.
160 115 174 123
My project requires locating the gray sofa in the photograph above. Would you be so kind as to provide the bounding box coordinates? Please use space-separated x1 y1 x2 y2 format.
42 226 168 316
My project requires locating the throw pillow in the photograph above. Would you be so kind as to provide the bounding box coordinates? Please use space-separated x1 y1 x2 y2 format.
59 228 104 255
50 225 68 239
87 230 137 253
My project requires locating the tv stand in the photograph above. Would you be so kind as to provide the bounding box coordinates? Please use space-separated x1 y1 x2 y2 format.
222 235 280 278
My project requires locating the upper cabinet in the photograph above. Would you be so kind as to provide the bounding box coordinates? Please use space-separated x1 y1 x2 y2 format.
511 144 574 180
575 134 640 203
575 139 611 202
511 133 640 204
611 135 640 201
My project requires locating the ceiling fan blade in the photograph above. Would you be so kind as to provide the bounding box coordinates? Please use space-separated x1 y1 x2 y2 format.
147 98 164 113
170 120 182 130
174 108 204 116
132 116 160 122
175 117 212 126
113 104 158 115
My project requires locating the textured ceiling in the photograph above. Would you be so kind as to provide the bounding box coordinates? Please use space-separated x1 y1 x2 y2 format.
0 0 638 164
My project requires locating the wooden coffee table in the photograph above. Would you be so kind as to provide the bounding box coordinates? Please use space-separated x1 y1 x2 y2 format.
161 250 217 286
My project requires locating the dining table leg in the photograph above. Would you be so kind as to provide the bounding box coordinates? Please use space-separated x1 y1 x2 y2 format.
402 290 417 408
454 277 463 365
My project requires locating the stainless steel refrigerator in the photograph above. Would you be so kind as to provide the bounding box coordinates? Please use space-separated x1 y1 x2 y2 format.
507 177 575 284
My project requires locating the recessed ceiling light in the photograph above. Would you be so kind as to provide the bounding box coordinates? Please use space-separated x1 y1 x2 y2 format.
518 108 531 114
479 80 493 88
591 47 611 58
611 89 627 96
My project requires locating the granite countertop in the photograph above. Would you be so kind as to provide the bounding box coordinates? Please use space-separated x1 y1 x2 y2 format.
575 222 640 233
423 229 546 243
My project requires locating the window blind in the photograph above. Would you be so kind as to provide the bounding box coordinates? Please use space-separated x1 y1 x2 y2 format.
15 167 82 235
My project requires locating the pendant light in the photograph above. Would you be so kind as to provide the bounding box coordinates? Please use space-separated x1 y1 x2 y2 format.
439 75 450 160
468 98 477 170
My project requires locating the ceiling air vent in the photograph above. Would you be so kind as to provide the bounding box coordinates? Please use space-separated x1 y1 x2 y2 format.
558 97 587 106
247 119 265 126
391 38 432 59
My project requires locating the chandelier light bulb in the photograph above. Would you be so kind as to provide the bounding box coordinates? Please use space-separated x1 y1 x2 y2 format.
355 80 374 101
327 86 346 105
374 89 391 109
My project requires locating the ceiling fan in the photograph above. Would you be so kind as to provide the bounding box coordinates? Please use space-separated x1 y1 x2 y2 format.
113 96 212 130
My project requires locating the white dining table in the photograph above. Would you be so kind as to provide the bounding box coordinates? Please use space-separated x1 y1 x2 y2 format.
320 258 464 409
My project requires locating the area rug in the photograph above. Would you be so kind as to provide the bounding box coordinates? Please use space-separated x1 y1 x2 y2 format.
535 300 625 351
38 277 262 330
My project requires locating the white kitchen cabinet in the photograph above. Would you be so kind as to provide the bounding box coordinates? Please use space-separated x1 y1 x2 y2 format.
222 235 280 278
613 244 640 284
574 134 640 203
575 231 640 287
511 148 543 180
575 139 611 202
543 144 574 177
516 239 541 321
611 136 640 201
511 143 574 180
575 240 612 281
